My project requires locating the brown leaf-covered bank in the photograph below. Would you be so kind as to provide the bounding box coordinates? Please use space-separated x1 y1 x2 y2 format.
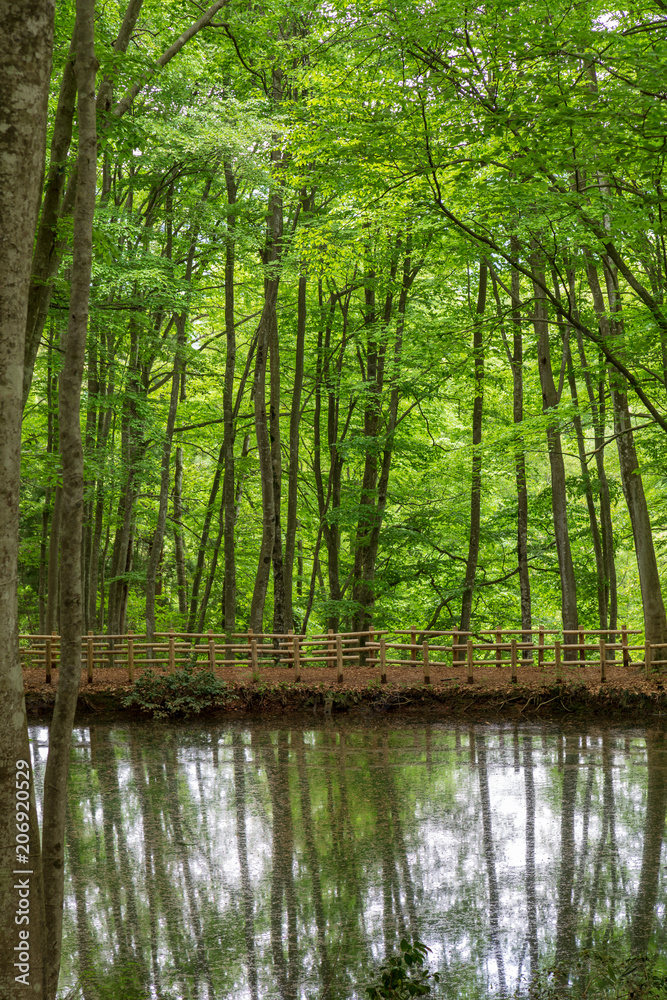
22 667 667 722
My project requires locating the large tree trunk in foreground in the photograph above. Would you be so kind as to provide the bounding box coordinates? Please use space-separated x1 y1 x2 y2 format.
42 2 97 997
0 2 55 996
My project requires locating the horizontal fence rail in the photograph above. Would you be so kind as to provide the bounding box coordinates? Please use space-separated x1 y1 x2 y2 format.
17 625 658 686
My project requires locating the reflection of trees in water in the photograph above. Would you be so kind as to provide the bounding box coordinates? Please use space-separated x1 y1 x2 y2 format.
476 732 507 996
57 723 667 999
554 735 579 980
233 733 259 1000
66 772 100 1000
164 739 217 1000
631 730 667 954
91 729 148 982
294 733 331 993
260 732 299 1000
522 735 538 984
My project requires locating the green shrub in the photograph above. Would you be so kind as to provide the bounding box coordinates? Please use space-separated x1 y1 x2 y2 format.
365 939 440 999
122 667 234 719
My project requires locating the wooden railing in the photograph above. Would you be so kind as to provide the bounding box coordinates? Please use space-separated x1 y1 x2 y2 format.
18 625 658 685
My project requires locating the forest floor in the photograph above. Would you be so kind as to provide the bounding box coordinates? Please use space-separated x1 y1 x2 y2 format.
21 659 667 720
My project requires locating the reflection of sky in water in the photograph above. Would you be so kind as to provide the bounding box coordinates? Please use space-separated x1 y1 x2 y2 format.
27 720 665 1000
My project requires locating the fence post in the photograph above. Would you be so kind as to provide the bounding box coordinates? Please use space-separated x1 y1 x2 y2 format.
622 625 629 669
511 638 517 684
251 638 259 677
336 633 343 683
368 627 375 669
294 635 301 682
380 636 387 684
645 639 652 677
579 627 585 666
208 630 216 670
538 626 545 669
287 628 294 668
328 628 334 669
127 631 134 682
496 628 502 668
411 627 417 664
555 640 561 682
422 641 430 685
45 634 52 685
452 626 459 664
168 630 176 673
467 638 474 684
87 631 94 685
599 636 606 682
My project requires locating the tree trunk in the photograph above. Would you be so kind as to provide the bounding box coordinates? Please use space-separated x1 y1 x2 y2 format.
145 175 211 639
107 313 144 635
531 262 579 650
460 261 487 639
565 346 607 628
249 196 282 631
351 269 386 632
173 441 187 617
510 262 532 636
269 303 286 635
45 485 62 636
572 305 617 633
222 161 238 633
312 288 345 631
42 3 97 996
354 258 413 632
587 260 667 647
144 321 183 639
614 387 667 648
0 1 55 995
199 433 251 634
283 267 307 630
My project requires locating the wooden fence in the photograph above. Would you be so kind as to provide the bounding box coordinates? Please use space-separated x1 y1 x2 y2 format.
18 626 659 686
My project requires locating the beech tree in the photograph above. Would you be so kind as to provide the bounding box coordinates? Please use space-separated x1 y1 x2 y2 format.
0 2 55 996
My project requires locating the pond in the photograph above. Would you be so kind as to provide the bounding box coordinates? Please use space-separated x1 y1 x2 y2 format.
29 717 667 1000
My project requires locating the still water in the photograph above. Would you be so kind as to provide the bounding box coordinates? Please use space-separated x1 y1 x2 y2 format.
28 718 667 999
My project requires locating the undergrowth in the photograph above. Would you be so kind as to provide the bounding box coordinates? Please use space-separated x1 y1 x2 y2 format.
507 950 667 1000
122 668 235 719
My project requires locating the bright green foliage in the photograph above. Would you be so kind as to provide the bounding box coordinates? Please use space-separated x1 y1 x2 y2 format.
18 0 667 640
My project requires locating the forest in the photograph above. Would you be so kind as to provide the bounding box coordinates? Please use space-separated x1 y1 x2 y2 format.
9 0 667 651
4 3 667 997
